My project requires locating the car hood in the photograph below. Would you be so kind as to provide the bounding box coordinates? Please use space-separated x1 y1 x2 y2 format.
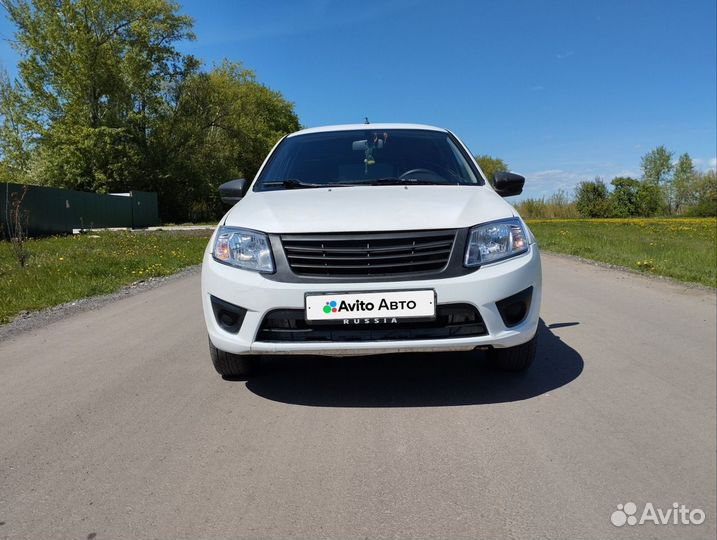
223 185 516 233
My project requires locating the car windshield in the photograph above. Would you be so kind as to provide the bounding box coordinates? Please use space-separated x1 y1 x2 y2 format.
255 129 483 191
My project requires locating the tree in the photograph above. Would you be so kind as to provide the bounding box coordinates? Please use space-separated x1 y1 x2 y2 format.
0 0 196 194
641 146 673 186
1 0 195 128
31 124 143 192
687 170 717 217
575 178 613 218
150 61 300 221
0 1 300 222
640 145 673 211
474 154 508 184
635 182 664 217
672 153 697 213
0 68 34 182
610 177 641 217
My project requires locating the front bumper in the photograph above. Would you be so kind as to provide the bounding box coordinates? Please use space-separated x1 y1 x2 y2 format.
201 240 542 356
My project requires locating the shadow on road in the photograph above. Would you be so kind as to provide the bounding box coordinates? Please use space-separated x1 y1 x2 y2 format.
242 319 583 407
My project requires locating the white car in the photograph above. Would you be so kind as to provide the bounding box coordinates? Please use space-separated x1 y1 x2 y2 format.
201 124 541 377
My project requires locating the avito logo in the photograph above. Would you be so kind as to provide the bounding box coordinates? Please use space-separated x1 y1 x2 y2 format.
610 502 705 527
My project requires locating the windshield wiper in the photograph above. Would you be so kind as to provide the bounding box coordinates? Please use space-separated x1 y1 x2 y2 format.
261 179 351 190
359 177 454 186
261 177 454 190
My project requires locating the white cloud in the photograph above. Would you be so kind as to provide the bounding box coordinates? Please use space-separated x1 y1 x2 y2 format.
519 169 587 200
692 157 717 171
613 169 641 179
556 50 575 60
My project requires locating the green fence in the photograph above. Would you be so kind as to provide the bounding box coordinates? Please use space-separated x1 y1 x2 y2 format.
1 183 159 237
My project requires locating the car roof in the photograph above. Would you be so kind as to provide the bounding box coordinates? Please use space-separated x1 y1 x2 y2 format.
286 123 448 138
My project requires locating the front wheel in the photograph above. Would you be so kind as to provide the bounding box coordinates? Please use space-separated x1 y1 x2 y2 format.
208 337 259 378
487 333 537 371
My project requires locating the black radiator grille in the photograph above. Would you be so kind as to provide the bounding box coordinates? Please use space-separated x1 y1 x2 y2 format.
256 304 487 342
281 230 456 277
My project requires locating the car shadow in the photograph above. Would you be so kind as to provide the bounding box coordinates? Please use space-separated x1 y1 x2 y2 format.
241 319 583 407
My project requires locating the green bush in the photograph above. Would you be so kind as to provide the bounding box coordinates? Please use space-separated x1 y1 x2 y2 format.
635 182 665 217
575 179 613 218
686 170 717 217
610 177 641 217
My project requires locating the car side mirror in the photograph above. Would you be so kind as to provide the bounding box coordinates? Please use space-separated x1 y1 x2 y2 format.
493 172 525 197
219 179 249 205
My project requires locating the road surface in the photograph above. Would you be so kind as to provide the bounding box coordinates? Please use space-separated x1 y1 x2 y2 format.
1 254 715 539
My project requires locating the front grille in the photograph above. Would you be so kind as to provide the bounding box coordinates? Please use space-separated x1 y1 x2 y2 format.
280 230 456 277
256 304 487 342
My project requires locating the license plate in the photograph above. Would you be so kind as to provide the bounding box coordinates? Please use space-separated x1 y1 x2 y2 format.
305 290 436 322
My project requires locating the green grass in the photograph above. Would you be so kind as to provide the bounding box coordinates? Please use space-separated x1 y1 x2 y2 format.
527 218 717 288
1 230 212 324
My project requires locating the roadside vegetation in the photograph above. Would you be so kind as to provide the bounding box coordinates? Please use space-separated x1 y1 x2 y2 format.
0 0 299 223
478 145 715 221
0 230 211 324
527 218 717 288
487 148 716 286
513 190 580 219
512 147 716 220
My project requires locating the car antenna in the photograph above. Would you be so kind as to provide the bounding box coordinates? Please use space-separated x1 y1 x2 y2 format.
364 117 370 124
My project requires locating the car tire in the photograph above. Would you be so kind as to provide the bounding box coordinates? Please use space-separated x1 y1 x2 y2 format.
208 337 258 378
488 333 537 371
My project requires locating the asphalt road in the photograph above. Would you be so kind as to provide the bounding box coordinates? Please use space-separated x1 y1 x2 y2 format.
1 254 715 540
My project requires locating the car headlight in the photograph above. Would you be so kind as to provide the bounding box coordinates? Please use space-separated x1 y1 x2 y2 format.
213 227 275 273
465 218 529 267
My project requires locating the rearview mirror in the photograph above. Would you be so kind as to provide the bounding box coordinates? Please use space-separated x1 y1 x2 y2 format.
219 179 249 205
352 139 384 151
493 172 525 197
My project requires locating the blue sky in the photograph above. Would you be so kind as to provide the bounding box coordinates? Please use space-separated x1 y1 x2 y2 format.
1 0 715 199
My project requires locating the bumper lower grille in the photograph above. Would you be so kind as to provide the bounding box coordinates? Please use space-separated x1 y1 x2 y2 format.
280 230 456 277
256 304 487 342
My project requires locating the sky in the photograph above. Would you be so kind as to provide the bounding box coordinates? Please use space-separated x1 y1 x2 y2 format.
1 0 715 200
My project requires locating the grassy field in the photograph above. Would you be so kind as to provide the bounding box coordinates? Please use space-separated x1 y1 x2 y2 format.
527 218 717 288
0 230 212 324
